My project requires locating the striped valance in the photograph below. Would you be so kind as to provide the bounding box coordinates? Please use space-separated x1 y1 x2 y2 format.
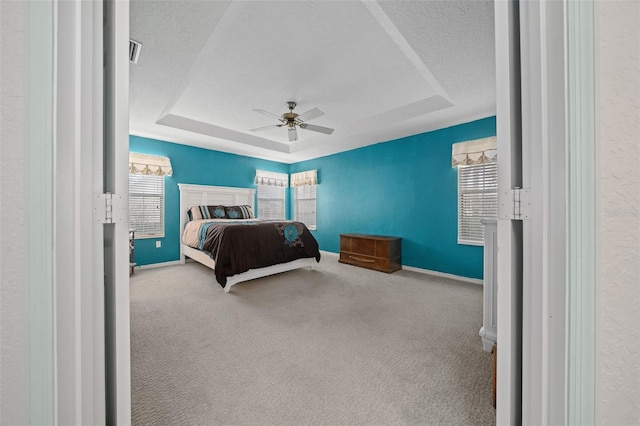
129 152 173 176
451 136 497 167
255 169 288 187
290 170 317 187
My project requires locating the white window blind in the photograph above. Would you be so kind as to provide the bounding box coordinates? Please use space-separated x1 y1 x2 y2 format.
294 185 317 230
129 174 164 238
257 185 285 220
458 163 498 245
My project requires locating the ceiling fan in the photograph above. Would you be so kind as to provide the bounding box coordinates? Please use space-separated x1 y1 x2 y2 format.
250 101 334 142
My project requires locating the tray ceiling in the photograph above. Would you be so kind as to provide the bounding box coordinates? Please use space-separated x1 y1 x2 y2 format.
130 0 496 163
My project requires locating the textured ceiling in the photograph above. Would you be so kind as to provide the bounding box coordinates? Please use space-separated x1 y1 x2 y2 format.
130 0 495 163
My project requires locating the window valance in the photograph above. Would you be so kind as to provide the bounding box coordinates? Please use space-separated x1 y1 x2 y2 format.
290 170 318 187
255 170 288 187
129 152 173 176
451 136 497 167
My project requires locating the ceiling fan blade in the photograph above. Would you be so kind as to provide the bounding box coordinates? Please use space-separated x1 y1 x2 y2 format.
253 109 285 122
299 122 334 135
288 127 298 142
250 124 284 132
296 107 324 122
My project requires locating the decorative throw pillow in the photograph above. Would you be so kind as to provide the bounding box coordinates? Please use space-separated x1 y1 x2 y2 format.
238 205 254 219
207 205 227 219
189 205 211 220
224 206 242 219
225 205 254 219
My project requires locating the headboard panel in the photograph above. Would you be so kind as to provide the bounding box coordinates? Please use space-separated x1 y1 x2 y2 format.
177 184 256 262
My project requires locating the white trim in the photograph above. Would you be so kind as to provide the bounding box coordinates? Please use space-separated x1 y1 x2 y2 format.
536 2 569 423
223 258 316 292
399 265 483 285
480 219 498 353
53 0 109 424
134 260 181 270
457 239 483 247
182 244 215 269
103 0 131 423
322 250 483 285
142 250 483 287
26 1 55 423
86 1 106 421
566 0 597 423
520 1 547 422
494 0 523 423
503 2 570 424
319 250 339 258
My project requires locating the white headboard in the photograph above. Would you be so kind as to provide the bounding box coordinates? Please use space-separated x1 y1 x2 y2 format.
177 183 256 261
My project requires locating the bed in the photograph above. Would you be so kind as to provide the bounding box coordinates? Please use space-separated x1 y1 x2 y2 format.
178 183 321 292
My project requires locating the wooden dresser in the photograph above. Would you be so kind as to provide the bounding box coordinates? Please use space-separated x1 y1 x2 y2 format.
339 234 401 273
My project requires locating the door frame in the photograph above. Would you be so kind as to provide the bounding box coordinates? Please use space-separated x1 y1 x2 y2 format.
518 1 569 424
47 0 599 423
495 1 578 424
494 1 523 423
103 0 132 423
51 0 131 424
53 1 107 424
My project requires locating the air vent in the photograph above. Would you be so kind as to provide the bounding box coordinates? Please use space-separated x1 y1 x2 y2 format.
129 39 142 64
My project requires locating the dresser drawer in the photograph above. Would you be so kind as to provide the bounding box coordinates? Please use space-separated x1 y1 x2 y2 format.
339 252 391 271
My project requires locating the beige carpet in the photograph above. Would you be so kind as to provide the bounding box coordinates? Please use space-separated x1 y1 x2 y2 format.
130 256 496 425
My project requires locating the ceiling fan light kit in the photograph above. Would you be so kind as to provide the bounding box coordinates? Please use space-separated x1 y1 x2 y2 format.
250 101 335 142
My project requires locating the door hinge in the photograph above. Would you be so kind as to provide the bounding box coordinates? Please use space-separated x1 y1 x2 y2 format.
499 187 531 220
93 193 126 224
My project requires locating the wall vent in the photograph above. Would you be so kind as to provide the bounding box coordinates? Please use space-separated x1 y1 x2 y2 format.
129 39 142 64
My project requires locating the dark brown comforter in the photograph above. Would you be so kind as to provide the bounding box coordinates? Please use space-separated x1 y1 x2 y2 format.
200 220 321 287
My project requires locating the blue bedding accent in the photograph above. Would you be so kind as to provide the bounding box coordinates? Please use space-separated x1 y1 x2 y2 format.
197 220 260 250
198 222 215 250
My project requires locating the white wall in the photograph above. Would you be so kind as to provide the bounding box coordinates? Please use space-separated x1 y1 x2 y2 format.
597 1 640 424
0 1 27 424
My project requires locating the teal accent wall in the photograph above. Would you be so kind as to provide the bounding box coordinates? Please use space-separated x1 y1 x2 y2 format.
131 116 495 279
129 135 289 266
290 116 496 279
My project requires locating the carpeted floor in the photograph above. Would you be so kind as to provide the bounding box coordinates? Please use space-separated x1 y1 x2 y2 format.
130 256 496 425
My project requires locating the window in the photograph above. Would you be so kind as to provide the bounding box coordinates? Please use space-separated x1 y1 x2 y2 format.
129 174 164 238
458 163 498 245
257 184 285 220
294 184 317 230
255 169 287 220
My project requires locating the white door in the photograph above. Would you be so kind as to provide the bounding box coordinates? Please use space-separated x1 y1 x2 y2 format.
518 2 568 424
494 1 524 423
53 1 130 424
103 1 132 424
495 2 569 424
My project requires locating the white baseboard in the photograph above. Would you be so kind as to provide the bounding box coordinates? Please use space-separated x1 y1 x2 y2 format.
136 252 482 285
322 250 482 285
320 250 339 258
135 260 181 270
399 265 483 285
